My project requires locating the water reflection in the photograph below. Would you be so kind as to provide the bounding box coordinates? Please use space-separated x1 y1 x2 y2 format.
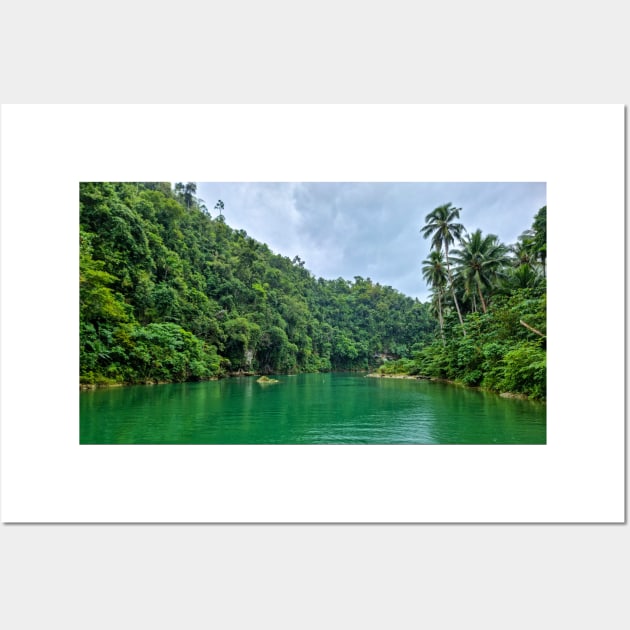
80 374 546 445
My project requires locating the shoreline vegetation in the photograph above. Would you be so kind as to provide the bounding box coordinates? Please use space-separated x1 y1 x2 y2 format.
81 371 535 403
365 372 534 401
80 184 545 401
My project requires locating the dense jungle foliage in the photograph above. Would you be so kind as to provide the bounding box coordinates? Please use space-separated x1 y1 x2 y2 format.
377 203 547 400
80 182 435 385
80 184 546 400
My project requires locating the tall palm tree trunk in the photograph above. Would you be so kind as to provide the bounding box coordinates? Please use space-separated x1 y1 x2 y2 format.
477 280 487 314
437 291 445 344
444 241 466 335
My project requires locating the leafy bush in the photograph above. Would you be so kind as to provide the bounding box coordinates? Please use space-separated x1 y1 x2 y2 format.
499 341 546 399
127 323 220 382
377 358 416 375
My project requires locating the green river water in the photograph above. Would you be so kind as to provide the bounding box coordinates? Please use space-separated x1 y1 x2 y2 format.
80 373 545 444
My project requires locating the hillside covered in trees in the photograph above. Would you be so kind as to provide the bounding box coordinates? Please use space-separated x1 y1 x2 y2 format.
80 182 435 385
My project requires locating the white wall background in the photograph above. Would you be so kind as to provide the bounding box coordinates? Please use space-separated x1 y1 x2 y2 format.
0 2 627 629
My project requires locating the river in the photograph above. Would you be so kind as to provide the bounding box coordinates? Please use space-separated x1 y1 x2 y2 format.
80 373 545 444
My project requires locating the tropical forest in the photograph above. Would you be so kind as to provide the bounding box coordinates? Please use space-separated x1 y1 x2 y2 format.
80 182 546 401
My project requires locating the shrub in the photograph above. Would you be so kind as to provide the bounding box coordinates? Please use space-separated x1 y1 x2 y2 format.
499 341 546 399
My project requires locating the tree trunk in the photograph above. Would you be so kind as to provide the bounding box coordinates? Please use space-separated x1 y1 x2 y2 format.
477 281 487 314
444 242 466 336
519 320 545 337
437 291 445 344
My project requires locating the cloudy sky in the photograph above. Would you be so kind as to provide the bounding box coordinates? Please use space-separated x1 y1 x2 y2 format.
196 182 546 302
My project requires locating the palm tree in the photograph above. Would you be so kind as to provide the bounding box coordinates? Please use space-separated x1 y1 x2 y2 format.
503 263 544 291
421 203 466 334
451 229 509 314
422 250 447 341
510 231 536 267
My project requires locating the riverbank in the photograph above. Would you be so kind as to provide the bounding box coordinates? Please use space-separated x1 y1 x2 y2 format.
366 372 537 401
80 376 220 390
80 367 377 390
82 371 536 401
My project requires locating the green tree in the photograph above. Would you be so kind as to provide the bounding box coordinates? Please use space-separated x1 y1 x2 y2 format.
511 232 536 267
223 317 261 371
532 206 547 277
181 182 197 209
503 264 544 291
421 203 466 334
214 199 225 222
422 250 447 341
451 229 509 313
500 341 546 399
